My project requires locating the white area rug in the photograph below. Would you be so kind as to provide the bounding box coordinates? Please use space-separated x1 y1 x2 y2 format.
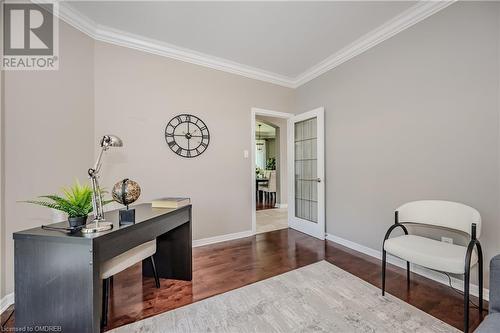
110 261 459 333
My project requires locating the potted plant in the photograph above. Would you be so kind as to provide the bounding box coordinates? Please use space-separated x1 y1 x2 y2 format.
24 180 109 228
266 157 276 170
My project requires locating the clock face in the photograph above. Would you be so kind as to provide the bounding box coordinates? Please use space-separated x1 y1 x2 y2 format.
165 114 210 158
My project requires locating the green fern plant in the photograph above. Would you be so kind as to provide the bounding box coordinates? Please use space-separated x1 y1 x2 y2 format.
24 180 109 218
266 157 276 170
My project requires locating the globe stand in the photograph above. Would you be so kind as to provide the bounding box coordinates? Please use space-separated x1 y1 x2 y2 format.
119 206 135 225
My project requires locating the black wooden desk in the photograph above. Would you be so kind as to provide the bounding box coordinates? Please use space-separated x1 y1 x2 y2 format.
13 204 192 333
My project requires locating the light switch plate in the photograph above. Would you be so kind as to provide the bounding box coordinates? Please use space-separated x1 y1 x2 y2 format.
243 150 249 158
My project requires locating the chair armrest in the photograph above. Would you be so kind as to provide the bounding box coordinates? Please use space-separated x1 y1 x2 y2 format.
383 223 409 243
490 255 500 313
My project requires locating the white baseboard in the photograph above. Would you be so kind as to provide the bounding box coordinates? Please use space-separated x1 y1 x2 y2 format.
1 293 14 314
193 230 254 247
275 203 288 209
326 233 490 301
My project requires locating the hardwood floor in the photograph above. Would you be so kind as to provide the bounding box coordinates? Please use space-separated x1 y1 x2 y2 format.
256 200 276 210
325 238 486 331
0 305 14 330
1 228 486 332
256 191 277 210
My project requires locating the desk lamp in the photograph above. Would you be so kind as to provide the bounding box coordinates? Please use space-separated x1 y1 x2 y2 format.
82 135 123 233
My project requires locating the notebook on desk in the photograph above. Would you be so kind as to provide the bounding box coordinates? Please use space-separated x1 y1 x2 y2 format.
151 197 190 209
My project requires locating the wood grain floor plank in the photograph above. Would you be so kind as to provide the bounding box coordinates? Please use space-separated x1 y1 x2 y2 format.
0 229 486 332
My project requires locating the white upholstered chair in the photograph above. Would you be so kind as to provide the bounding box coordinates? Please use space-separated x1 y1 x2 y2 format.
259 170 277 204
100 240 160 327
382 200 483 333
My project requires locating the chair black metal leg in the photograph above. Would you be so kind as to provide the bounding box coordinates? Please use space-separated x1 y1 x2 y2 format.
382 249 387 296
150 256 160 288
464 270 470 333
463 239 476 333
477 243 484 316
101 277 110 328
406 261 410 289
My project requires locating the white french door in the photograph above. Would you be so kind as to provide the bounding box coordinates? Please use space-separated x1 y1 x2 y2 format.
288 107 325 240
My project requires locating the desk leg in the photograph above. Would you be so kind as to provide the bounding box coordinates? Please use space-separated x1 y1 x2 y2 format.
143 221 192 281
15 238 98 333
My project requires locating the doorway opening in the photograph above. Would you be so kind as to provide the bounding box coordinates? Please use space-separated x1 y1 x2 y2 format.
251 108 293 235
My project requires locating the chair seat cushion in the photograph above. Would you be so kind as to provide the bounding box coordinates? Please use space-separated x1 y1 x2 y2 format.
384 235 477 274
474 313 500 333
101 240 156 279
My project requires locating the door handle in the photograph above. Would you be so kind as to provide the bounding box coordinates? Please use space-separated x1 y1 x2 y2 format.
296 178 322 182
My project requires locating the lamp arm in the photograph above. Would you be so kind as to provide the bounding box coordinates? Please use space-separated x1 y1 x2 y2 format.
83 135 122 230
88 146 109 222
89 173 99 221
92 146 107 175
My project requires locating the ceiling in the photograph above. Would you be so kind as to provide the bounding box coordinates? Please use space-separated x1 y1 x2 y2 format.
61 1 452 87
256 122 276 139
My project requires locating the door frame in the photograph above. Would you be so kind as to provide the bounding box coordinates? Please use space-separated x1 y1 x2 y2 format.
288 107 325 240
251 108 293 235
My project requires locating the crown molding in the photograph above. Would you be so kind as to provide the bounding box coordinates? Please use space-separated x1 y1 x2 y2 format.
292 0 456 87
57 1 97 39
57 1 455 89
58 2 296 88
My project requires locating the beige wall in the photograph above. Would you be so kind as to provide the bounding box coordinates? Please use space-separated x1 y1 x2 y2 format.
295 1 500 287
2 22 95 295
0 18 293 299
0 1 4 300
93 41 294 241
256 115 288 205
2 1 500 299
0 68 4 300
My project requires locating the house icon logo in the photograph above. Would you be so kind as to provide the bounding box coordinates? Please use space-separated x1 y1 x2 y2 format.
2 1 59 70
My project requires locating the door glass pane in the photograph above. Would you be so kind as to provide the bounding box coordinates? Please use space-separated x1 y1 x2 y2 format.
294 117 318 223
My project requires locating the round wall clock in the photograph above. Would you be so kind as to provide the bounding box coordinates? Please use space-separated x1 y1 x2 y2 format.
164 114 210 158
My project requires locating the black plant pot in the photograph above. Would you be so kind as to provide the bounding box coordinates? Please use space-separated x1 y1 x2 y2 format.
68 216 87 228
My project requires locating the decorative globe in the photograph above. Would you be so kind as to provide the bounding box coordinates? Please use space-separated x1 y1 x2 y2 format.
112 178 141 206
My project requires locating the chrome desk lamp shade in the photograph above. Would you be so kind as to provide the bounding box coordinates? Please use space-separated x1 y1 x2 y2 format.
82 135 123 234
100 135 123 148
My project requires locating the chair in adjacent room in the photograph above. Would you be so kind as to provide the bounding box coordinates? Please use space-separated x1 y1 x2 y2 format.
259 170 277 206
381 200 483 333
100 239 160 327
